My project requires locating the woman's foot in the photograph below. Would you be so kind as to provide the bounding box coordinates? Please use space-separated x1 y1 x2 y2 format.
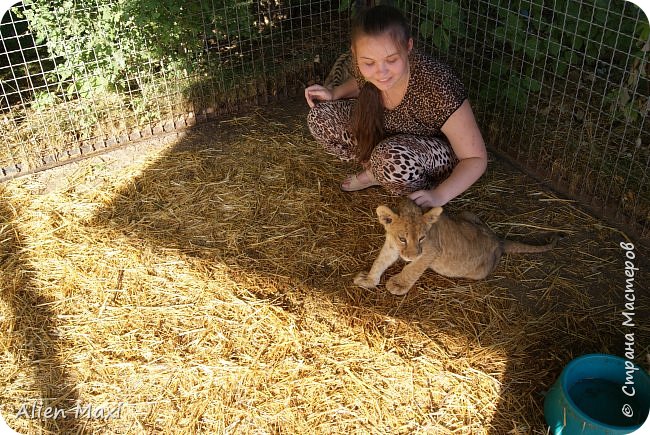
341 169 380 192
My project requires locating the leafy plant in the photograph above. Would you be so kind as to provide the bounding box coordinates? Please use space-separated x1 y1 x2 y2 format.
18 0 256 99
30 91 58 112
419 0 463 52
473 0 647 114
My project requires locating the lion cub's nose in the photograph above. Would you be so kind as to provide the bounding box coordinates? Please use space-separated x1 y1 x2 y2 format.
401 241 422 262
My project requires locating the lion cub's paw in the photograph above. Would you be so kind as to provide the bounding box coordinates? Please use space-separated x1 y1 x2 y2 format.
354 272 377 290
386 275 412 296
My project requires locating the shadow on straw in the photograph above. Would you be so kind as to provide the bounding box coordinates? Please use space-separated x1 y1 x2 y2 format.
0 196 82 434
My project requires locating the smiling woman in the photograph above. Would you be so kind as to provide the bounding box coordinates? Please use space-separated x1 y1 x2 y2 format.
304 4 487 208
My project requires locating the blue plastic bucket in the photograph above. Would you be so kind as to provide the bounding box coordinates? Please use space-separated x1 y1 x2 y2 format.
544 354 650 434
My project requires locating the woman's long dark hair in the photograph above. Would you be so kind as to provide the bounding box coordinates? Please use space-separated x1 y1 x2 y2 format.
349 5 411 163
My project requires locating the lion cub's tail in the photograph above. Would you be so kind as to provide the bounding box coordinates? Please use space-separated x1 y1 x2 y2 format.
502 236 559 254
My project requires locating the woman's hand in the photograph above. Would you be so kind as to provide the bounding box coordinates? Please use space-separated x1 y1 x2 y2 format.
408 189 448 209
305 78 361 107
305 85 334 108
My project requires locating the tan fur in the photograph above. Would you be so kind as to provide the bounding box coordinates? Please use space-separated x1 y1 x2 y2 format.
323 52 353 88
354 199 558 295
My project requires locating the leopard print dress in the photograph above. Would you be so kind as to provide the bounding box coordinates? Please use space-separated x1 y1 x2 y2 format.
307 50 467 195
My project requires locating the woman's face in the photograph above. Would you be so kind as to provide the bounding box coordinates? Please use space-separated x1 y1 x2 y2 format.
353 32 412 92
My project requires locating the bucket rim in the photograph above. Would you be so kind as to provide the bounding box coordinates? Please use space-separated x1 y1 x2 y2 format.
558 353 649 430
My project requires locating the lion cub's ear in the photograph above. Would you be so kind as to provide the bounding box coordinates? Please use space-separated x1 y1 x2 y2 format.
376 205 398 226
423 206 443 224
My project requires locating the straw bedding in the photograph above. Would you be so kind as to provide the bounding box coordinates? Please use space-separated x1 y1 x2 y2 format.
1 98 648 434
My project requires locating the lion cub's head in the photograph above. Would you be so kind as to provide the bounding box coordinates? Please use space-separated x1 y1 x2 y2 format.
376 199 443 262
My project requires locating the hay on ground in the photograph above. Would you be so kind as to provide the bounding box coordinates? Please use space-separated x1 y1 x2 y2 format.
0 99 648 434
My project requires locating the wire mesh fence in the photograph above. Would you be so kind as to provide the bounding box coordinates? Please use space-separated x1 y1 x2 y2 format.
402 0 649 239
1 0 348 173
1 0 648 239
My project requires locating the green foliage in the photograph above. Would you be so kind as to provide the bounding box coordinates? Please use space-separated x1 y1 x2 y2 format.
419 0 463 51
19 0 254 99
30 91 58 112
407 0 647 118
482 0 646 115
338 0 352 13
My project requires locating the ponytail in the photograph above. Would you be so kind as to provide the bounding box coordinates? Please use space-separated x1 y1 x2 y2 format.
350 81 384 162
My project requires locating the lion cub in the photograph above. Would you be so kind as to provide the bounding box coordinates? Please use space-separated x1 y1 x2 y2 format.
354 199 557 295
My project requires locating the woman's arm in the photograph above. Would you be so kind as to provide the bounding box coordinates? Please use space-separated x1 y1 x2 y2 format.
408 100 487 208
304 77 360 108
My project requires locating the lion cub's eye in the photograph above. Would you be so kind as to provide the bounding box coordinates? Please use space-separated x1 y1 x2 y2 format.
398 236 407 244
418 235 426 243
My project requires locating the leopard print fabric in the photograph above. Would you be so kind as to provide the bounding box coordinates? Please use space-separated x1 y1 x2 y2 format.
307 50 465 195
